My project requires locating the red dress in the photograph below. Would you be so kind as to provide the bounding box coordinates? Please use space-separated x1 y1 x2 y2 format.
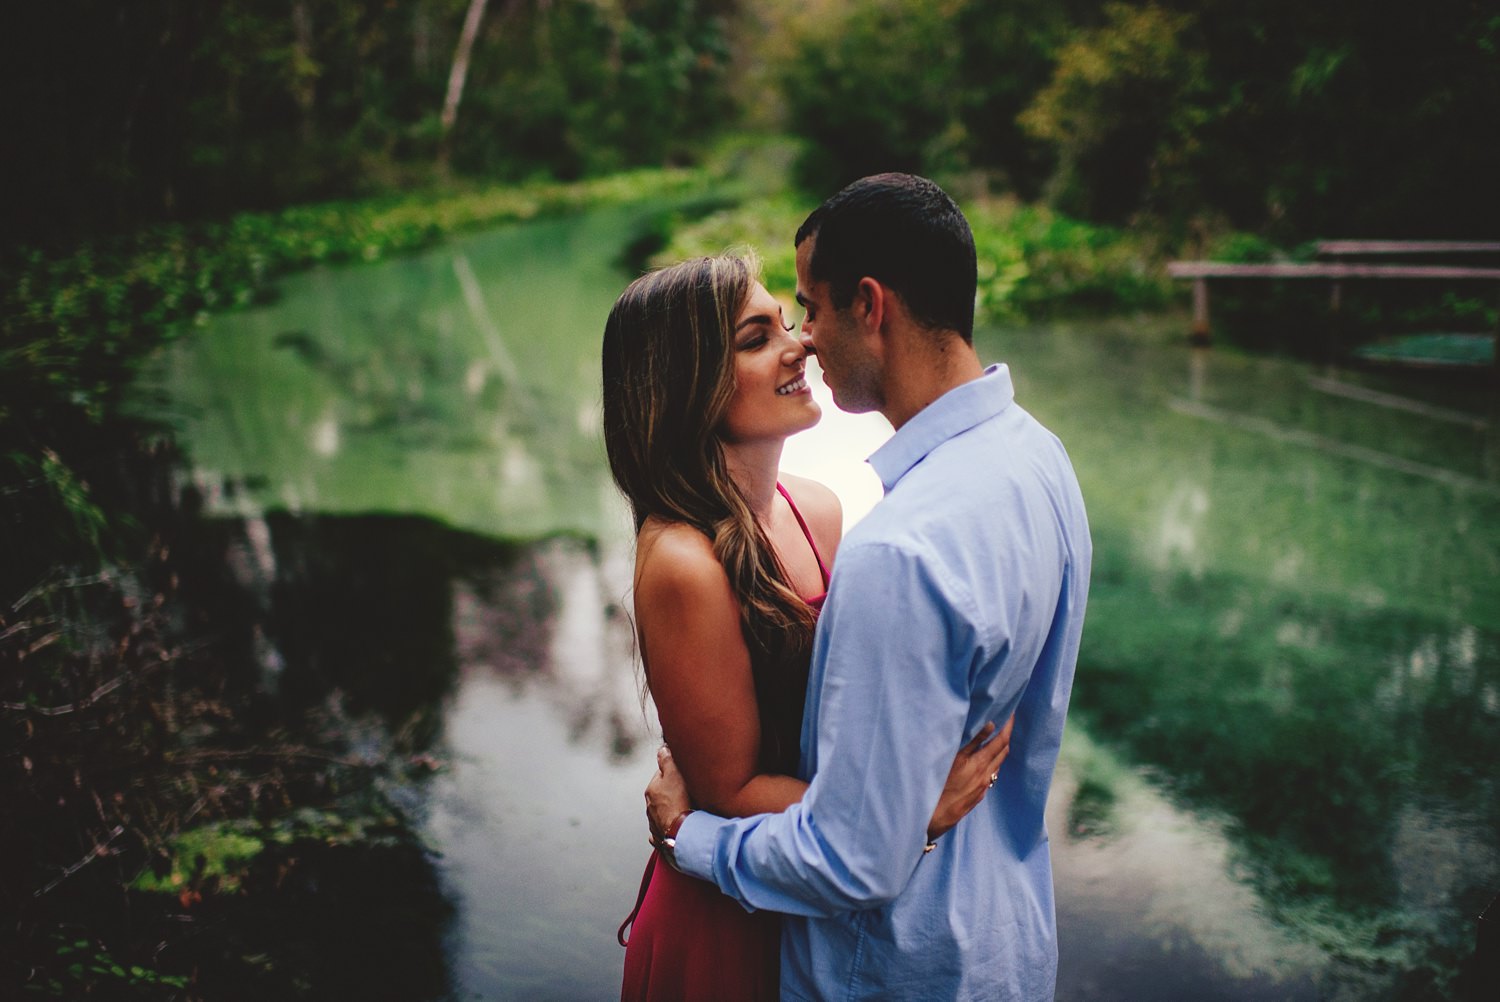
619 485 829 1001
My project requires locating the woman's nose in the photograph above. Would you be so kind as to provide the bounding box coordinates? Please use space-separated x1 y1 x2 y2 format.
781 331 808 362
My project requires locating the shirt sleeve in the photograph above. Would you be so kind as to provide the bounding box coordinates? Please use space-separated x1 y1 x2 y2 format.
673 541 980 917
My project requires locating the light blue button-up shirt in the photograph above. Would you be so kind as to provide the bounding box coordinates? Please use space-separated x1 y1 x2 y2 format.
674 364 1091 1000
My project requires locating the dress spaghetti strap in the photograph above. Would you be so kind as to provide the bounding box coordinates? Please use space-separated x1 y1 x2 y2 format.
776 482 830 589
618 853 658 947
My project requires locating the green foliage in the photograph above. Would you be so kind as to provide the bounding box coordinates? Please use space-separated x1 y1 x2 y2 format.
763 0 1500 240
0 450 111 593
454 0 736 179
5 0 1498 251
653 197 814 296
967 220 1031 321
656 193 1170 318
949 0 1081 200
30 936 190 997
777 0 969 193
968 200 1171 315
1205 231 1291 265
131 809 415 896
133 823 267 895
0 1 738 244
1018 3 1211 225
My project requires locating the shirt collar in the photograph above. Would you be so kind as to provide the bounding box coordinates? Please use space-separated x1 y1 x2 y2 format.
868 363 1015 492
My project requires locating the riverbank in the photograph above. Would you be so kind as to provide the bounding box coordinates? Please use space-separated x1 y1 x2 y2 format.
2 169 723 998
0 440 457 996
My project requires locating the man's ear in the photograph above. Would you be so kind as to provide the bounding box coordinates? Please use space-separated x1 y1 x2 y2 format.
854 277 886 334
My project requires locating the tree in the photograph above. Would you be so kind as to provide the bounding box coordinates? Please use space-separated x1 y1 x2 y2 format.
1018 2 1210 225
778 0 968 194
438 0 491 171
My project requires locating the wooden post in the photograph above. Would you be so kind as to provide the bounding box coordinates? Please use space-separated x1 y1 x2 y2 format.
1327 280 1343 368
1188 345 1208 402
1190 276 1211 345
1493 281 1500 384
1478 892 1499 1002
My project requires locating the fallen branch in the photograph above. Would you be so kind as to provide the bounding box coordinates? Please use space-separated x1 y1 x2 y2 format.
35 825 126 897
24 630 62 657
0 619 43 643
165 747 371 770
1 671 131 716
11 573 111 613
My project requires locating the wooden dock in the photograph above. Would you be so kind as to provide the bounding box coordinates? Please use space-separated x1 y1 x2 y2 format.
1167 241 1500 345
1315 240 1500 257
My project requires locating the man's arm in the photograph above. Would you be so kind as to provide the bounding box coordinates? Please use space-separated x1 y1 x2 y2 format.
664 541 1013 917
648 717 1012 858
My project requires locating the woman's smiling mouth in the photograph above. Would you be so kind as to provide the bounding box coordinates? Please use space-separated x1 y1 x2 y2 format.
776 374 808 396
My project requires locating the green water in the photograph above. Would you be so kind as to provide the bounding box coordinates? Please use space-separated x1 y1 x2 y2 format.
137 203 654 541
133 202 1500 999
994 323 1500 997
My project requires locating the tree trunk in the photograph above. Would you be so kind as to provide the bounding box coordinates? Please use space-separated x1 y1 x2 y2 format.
413 0 433 76
292 0 316 147
438 0 490 170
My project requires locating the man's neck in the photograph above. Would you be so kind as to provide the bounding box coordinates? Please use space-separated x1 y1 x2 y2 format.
880 334 985 430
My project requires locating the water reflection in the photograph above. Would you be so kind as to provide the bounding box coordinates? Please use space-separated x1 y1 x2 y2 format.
136 206 658 541
1051 733 1322 1001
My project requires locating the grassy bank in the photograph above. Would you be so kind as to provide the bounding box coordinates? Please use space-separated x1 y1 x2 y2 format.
654 193 1173 318
2 167 714 432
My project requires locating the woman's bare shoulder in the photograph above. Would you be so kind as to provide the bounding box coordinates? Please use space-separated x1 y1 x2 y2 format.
635 518 730 601
632 519 743 670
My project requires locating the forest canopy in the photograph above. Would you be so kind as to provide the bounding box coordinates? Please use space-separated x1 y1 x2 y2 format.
2 0 1496 246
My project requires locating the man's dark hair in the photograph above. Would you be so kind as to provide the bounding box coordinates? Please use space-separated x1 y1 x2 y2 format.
795 173 977 342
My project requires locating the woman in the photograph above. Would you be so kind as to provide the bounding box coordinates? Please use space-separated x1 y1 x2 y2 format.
602 255 1007 1001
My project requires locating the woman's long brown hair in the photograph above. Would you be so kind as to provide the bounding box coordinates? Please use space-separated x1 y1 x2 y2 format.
601 255 817 765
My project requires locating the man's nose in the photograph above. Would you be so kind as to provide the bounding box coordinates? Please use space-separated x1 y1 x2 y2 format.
782 335 808 364
799 333 817 356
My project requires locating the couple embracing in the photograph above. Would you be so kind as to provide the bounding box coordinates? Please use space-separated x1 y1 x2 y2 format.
602 173 1091 1001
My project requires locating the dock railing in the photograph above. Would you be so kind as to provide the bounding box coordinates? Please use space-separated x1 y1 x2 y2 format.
1166 241 1500 350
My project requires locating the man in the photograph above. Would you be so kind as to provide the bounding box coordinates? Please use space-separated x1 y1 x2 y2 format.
647 173 1091 1000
